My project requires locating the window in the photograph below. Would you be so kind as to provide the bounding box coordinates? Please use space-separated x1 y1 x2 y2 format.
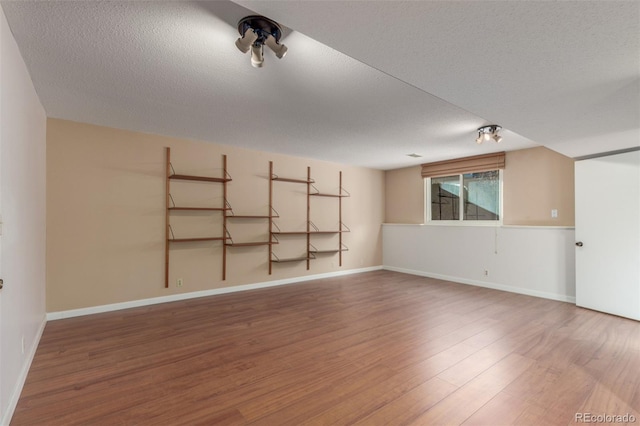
428 170 501 222
421 152 505 223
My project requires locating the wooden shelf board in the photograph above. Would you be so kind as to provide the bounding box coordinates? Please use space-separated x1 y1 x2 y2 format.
272 231 309 235
169 237 226 242
169 207 228 211
226 215 275 219
271 256 311 263
310 193 349 198
272 230 349 235
310 249 347 254
312 230 350 234
271 177 313 184
170 174 231 183
226 242 275 247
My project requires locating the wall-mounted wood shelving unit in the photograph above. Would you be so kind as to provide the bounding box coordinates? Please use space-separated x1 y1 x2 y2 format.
269 162 349 273
164 147 231 288
164 152 350 288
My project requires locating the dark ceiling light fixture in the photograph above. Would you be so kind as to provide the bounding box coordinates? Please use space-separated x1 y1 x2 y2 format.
235 15 288 68
476 125 503 144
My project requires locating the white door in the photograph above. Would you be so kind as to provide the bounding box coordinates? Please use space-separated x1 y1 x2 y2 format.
575 150 640 321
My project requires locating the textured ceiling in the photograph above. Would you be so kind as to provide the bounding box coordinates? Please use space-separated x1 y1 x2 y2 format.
2 1 638 170
237 0 640 160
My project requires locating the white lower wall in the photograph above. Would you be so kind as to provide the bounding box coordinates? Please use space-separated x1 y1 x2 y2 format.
0 7 48 425
383 224 576 302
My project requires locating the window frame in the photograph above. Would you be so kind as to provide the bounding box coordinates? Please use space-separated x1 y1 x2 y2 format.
424 169 503 226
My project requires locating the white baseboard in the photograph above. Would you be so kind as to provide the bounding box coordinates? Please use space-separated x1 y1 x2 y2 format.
1 315 47 426
383 265 576 304
47 266 383 321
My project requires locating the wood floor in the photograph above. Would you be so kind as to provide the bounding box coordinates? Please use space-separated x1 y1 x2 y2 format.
12 271 640 425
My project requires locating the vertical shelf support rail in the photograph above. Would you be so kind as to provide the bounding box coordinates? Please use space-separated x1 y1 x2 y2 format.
306 166 311 270
165 147 171 288
222 154 228 281
339 171 343 267
269 161 274 275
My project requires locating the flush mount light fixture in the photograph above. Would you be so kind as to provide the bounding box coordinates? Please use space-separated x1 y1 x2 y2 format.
235 15 288 68
476 125 503 144
407 153 423 158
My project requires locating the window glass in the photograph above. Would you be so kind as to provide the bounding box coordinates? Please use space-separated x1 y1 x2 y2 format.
463 171 500 220
431 175 460 220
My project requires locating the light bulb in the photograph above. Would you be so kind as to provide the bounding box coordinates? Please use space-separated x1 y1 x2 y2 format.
250 44 264 68
264 35 287 59
235 28 258 54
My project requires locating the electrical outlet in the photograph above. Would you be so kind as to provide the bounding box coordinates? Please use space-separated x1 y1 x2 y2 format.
551 209 558 218
484 269 489 276
177 278 183 288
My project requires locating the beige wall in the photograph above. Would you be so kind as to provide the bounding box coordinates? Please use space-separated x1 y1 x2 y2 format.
503 147 574 226
384 165 424 224
47 119 384 312
384 147 575 226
